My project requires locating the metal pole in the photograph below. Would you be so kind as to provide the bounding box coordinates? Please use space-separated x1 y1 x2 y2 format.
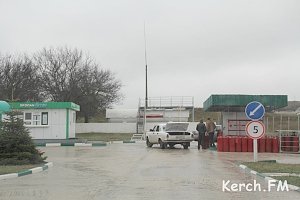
279 130 282 153
280 114 282 131
288 116 290 131
272 116 275 133
192 97 195 122
253 139 258 162
298 113 300 131
266 117 269 133
143 22 148 139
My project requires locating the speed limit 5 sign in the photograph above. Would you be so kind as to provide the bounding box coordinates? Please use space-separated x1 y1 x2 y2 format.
245 121 265 139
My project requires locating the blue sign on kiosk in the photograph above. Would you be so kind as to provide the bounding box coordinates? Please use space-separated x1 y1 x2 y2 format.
245 101 265 120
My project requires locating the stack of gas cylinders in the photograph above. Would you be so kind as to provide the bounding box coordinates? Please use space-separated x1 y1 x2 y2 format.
216 135 300 153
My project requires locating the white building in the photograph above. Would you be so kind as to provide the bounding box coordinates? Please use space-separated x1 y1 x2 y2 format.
106 108 190 123
6 102 80 139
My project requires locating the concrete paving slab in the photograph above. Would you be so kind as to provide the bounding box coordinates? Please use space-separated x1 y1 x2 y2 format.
0 143 299 200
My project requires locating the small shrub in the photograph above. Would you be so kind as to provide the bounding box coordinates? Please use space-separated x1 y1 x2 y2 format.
0 111 47 165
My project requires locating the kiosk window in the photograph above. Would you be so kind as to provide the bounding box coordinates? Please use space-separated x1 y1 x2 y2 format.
24 113 32 125
42 112 48 125
23 112 48 126
25 113 32 120
33 114 41 125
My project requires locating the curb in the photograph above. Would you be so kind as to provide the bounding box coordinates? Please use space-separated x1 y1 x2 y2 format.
110 141 137 144
36 141 142 147
36 142 108 147
0 162 53 181
238 164 300 192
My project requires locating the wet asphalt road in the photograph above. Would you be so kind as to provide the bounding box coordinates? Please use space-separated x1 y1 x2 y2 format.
0 142 299 200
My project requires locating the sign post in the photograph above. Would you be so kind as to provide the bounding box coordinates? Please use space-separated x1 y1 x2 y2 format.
245 101 266 162
253 139 258 162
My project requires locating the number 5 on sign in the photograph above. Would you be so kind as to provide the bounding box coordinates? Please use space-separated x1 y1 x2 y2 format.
246 121 265 139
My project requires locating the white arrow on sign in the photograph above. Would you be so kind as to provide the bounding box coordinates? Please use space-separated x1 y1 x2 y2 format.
249 104 262 116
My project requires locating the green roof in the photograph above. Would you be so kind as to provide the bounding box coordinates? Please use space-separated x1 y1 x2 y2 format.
203 94 288 112
9 102 80 111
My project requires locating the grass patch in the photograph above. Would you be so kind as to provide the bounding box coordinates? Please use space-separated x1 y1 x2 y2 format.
273 176 300 188
242 162 300 174
76 132 133 142
243 162 300 187
0 164 43 175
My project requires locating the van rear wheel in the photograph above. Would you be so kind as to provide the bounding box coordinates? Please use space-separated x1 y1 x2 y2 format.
183 143 189 149
159 139 166 149
146 137 153 147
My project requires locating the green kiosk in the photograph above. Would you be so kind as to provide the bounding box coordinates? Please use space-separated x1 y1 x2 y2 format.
2 102 80 140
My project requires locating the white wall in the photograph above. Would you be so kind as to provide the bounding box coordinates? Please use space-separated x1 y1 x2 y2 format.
107 109 190 123
76 122 199 134
76 123 136 133
69 110 76 138
222 112 251 136
25 109 67 139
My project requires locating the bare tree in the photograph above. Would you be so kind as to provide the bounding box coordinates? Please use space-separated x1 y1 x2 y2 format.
77 65 122 122
34 47 122 122
34 47 83 101
0 54 42 101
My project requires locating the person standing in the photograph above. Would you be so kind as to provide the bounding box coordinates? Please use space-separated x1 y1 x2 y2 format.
206 117 216 147
196 119 206 150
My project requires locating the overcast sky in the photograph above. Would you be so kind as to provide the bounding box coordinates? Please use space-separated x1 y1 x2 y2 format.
0 0 300 108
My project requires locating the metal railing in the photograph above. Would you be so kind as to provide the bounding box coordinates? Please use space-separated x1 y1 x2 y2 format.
139 96 194 108
277 130 300 153
136 96 195 134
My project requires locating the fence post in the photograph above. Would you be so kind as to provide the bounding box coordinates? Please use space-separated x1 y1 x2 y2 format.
266 117 269 133
280 114 282 131
272 116 275 133
288 116 290 131
297 113 300 131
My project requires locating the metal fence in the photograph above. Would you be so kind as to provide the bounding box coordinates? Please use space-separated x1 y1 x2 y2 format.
264 113 300 133
277 130 300 153
139 96 194 108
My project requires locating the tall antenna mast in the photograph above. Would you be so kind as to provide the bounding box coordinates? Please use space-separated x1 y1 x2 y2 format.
143 22 148 137
144 22 148 108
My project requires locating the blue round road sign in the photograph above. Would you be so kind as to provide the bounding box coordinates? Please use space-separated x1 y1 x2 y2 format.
245 101 265 120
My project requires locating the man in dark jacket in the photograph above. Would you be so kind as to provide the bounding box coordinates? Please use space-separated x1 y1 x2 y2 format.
196 119 206 150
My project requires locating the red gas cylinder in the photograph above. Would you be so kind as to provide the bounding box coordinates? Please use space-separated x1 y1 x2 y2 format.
235 137 242 152
203 135 209 149
242 137 248 152
223 136 229 152
265 137 272 153
272 137 279 153
247 137 253 152
259 137 266 153
293 136 299 152
217 136 223 152
281 136 287 151
229 136 236 152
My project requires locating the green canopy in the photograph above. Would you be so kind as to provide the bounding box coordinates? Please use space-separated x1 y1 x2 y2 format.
203 95 288 112
0 101 11 114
